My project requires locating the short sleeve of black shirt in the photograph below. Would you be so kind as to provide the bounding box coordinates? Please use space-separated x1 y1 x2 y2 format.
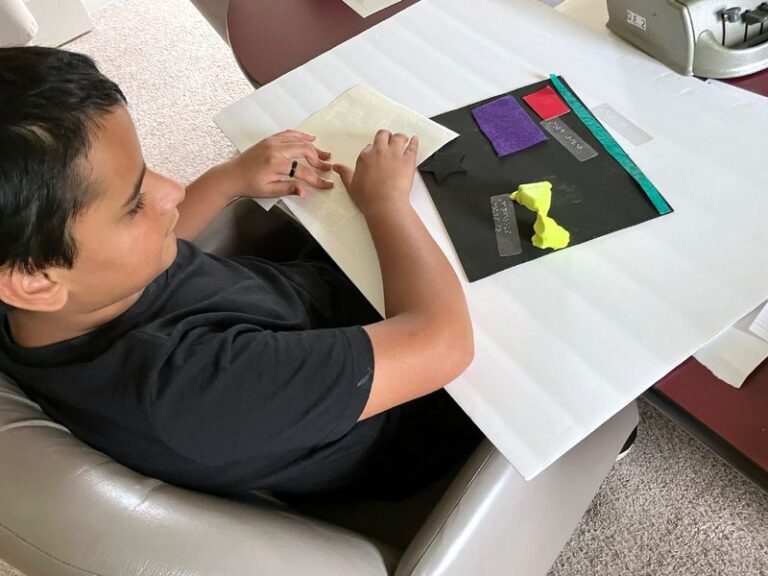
151 324 374 464
0 241 388 497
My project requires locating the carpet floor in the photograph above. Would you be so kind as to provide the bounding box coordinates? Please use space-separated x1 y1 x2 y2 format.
1 0 767 574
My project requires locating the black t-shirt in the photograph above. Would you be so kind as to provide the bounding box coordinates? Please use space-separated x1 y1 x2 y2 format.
0 240 393 498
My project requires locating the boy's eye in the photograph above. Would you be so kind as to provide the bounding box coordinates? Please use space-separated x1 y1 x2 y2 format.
127 193 145 217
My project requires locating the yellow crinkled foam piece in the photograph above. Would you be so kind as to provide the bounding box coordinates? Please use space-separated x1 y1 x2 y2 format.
509 181 570 250
509 181 552 216
533 214 570 250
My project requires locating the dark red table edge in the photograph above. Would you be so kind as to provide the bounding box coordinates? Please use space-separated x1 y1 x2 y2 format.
227 0 420 88
644 383 768 492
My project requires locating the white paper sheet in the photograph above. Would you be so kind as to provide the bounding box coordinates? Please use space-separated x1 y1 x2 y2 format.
749 301 768 342
341 0 403 18
694 304 768 388
215 0 768 480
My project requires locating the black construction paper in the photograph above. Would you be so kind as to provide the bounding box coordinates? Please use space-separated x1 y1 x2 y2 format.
419 78 672 282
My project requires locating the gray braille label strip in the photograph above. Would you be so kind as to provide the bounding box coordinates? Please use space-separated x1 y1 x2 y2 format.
541 117 598 162
490 194 523 257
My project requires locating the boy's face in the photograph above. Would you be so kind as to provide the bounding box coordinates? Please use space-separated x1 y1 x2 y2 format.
56 105 185 313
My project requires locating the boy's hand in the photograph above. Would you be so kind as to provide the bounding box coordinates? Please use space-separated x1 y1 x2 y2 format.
333 130 419 216
229 130 334 199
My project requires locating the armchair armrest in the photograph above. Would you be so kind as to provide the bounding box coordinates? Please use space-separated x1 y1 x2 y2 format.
397 402 639 576
0 374 397 576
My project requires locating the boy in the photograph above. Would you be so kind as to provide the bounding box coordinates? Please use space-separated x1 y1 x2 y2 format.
0 47 480 500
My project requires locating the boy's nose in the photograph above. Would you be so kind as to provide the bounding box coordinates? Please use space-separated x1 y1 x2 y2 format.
172 181 186 206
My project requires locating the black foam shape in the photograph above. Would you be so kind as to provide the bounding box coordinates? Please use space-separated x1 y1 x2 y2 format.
420 149 468 184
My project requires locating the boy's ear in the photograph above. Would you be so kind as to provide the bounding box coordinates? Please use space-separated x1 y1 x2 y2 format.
0 267 68 313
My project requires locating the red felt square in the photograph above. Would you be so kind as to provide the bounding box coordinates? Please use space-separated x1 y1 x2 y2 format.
522 85 570 121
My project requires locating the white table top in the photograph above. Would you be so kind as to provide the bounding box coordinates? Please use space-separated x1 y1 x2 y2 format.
215 0 768 479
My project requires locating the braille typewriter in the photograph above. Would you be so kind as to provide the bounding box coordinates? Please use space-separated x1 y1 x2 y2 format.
606 0 768 78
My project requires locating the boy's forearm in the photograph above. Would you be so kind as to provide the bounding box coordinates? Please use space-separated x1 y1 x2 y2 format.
365 205 470 332
175 161 240 242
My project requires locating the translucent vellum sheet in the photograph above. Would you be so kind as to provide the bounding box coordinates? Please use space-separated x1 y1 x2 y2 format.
268 84 458 314
289 84 458 232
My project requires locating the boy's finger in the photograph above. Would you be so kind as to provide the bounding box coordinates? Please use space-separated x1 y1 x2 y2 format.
279 143 332 171
333 163 353 188
274 129 316 141
374 129 390 149
391 132 409 147
290 163 334 189
308 157 334 171
306 147 332 165
405 135 419 157
268 181 308 199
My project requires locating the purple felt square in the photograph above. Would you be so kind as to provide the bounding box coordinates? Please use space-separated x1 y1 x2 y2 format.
471 95 547 157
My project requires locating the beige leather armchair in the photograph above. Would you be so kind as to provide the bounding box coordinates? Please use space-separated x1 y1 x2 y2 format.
0 201 639 576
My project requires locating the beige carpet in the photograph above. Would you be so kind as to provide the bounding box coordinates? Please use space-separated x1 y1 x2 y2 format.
63 0 252 189
2 0 768 574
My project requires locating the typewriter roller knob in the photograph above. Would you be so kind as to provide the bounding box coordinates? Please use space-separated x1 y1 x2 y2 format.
721 7 744 23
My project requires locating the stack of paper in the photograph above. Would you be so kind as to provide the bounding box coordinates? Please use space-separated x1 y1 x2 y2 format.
694 302 768 388
749 302 768 341
342 0 403 18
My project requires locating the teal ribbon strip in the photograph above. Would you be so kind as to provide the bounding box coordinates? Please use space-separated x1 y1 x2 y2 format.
549 74 671 216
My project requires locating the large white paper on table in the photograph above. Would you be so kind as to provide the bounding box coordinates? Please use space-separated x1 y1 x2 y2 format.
215 0 768 480
694 304 768 388
342 0 404 18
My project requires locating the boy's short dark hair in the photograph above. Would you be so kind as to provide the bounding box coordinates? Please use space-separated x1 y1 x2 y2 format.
0 47 127 278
